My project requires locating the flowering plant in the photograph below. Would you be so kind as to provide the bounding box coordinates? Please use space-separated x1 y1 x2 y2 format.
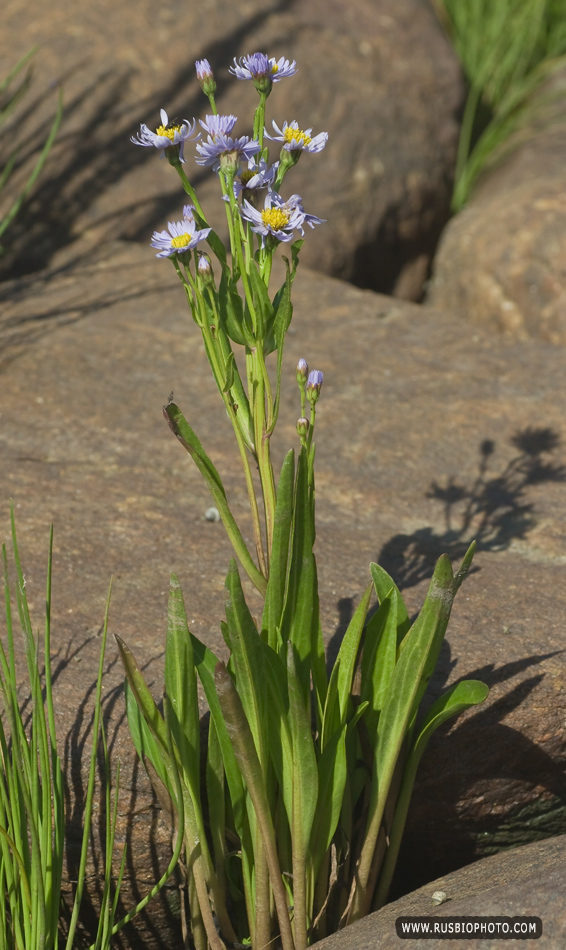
118 53 489 950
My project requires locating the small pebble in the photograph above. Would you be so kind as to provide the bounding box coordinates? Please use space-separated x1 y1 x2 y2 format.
205 507 220 522
431 890 448 906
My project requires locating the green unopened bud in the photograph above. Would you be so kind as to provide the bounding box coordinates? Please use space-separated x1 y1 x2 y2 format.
296 417 310 438
219 150 241 177
280 146 301 170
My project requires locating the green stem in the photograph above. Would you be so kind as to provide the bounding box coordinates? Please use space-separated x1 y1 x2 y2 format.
251 346 276 559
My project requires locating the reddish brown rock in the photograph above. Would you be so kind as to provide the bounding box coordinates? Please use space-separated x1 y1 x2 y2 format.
1 243 566 946
427 74 566 343
316 834 566 949
0 0 463 297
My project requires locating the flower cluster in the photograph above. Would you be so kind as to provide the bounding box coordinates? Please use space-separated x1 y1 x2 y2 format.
131 52 327 258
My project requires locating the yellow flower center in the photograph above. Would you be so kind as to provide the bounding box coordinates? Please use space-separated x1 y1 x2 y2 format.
171 233 191 248
284 126 311 147
261 208 290 231
241 169 255 185
156 124 181 140
270 63 279 75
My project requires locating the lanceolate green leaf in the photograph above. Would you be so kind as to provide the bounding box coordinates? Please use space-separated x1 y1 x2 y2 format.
351 549 470 921
189 632 249 840
214 662 296 950
281 447 323 706
261 449 295 651
163 402 267 595
223 560 267 764
373 678 489 910
287 642 318 950
321 583 372 750
369 562 411 646
360 587 402 735
116 635 169 753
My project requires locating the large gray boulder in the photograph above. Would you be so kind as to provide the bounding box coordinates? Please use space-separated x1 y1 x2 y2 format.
0 0 463 297
316 834 566 949
428 71 566 342
1 242 566 946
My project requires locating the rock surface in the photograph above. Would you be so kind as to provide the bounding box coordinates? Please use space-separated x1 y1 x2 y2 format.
316 834 566 949
1 242 566 947
427 76 566 343
0 0 463 296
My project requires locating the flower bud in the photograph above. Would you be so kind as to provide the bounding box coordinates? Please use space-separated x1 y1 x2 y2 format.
306 369 323 406
296 358 308 386
197 253 214 286
296 417 310 438
219 149 241 177
195 59 216 96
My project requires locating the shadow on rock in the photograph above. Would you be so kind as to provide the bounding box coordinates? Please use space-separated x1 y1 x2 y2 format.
392 668 566 898
377 426 566 591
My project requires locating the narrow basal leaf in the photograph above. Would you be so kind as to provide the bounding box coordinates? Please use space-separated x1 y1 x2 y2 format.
214 662 296 950
310 700 368 883
360 588 400 735
260 639 294 830
115 635 169 753
350 553 459 920
261 449 294 651
373 678 489 910
369 562 411 646
190 633 245 809
287 642 318 950
281 447 320 705
224 560 266 763
320 583 372 750
163 403 267 595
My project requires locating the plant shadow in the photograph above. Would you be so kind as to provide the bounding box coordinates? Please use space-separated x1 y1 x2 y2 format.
377 426 566 591
327 424 566 901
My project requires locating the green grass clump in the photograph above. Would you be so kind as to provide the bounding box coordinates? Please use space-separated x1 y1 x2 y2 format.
432 0 566 209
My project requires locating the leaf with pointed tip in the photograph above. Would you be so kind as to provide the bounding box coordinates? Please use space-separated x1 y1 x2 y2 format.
352 553 461 918
373 678 489 910
321 583 372 749
261 450 294 651
224 560 266 765
369 563 410 646
360 588 401 736
163 402 266 595
281 447 324 707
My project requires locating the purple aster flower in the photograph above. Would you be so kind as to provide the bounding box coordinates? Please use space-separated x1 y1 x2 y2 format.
150 216 211 258
266 119 328 153
231 157 277 199
195 132 260 172
280 193 326 236
199 114 238 138
131 109 200 162
240 191 322 245
229 53 297 88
